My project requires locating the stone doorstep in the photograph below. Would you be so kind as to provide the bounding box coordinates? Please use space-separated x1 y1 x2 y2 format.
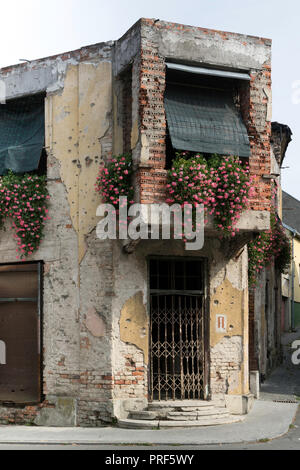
130 408 229 421
176 406 216 412
118 415 245 429
148 400 216 410
147 406 217 416
167 409 230 419
130 411 157 421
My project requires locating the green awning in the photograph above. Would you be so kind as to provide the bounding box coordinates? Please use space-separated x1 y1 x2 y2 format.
0 95 45 175
165 84 250 157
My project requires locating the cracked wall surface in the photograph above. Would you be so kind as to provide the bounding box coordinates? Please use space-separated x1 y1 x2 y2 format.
0 43 115 427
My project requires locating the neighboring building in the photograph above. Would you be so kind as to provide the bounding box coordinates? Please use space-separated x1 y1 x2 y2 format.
282 191 300 330
0 19 274 426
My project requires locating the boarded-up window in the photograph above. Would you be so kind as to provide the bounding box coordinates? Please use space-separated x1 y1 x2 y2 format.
0 263 42 404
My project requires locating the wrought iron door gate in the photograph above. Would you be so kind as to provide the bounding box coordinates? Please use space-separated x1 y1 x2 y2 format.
149 259 206 402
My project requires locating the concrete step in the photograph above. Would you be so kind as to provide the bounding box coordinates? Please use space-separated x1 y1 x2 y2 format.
179 406 216 412
118 415 245 429
129 411 158 420
148 400 217 411
166 410 230 421
130 408 230 421
147 406 217 417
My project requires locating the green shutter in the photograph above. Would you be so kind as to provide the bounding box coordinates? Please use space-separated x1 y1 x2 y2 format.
0 95 45 175
165 84 250 157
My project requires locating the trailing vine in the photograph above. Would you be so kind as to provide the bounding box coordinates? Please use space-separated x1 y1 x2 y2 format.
95 153 134 207
166 152 253 237
248 213 291 286
95 152 290 285
0 171 50 259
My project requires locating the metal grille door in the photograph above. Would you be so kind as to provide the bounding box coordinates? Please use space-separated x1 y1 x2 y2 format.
150 294 205 401
149 258 207 402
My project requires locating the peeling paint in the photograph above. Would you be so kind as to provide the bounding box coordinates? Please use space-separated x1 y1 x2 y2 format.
211 278 244 347
85 307 106 338
120 292 149 364
46 62 112 263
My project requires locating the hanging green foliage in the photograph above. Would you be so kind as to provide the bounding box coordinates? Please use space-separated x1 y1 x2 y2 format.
0 171 50 259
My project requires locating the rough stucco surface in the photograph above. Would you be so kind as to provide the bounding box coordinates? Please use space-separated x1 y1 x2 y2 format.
48 62 112 263
251 265 282 379
0 44 115 427
85 307 106 338
120 292 148 363
211 278 244 348
211 336 243 395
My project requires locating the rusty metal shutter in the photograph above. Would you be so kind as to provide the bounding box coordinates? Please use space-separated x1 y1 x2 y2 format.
165 83 250 157
0 263 41 404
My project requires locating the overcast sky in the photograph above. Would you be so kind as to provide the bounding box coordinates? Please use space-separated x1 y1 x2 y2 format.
1 0 299 199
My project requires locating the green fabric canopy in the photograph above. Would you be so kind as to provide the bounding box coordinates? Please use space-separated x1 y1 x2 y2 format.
0 95 45 175
165 84 250 157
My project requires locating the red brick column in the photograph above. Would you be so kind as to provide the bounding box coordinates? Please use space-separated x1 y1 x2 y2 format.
240 66 272 212
136 27 168 204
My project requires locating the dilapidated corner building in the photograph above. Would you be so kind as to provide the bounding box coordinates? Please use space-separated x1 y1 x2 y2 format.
0 19 273 426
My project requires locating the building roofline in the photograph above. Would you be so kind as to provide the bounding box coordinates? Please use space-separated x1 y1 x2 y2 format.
0 17 271 75
283 222 300 239
283 191 300 207
0 40 114 75
140 17 272 43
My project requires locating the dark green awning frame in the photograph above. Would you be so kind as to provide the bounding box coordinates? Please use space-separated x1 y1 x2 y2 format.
0 95 45 175
165 83 250 157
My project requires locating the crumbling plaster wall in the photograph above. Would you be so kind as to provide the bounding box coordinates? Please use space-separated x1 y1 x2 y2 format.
210 246 249 399
110 237 249 418
251 265 281 381
46 56 115 426
0 44 116 426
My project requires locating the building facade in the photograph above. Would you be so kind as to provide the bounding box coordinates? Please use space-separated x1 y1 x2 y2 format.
282 191 300 330
0 19 273 426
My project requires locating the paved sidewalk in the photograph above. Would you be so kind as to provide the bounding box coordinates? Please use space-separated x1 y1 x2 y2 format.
260 327 300 402
0 328 298 446
0 400 297 445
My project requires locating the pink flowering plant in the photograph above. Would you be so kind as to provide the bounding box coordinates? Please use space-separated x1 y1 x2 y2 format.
95 153 134 207
166 152 253 237
0 171 50 258
248 213 291 286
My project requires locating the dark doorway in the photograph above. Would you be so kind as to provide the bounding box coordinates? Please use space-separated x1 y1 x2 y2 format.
149 258 208 401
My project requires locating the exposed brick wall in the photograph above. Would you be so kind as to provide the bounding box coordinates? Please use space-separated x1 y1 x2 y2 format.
0 403 51 426
210 336 243 395
135 19 272 212
136 27 168 204
77 400 112 427
240 70 272 212
114 353 148 400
